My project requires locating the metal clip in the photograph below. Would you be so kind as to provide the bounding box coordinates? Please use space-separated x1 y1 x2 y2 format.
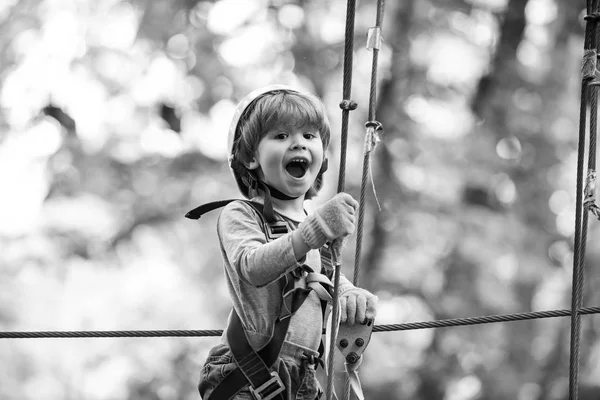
366 27 382 50
265 221 289 240
249 372 285 400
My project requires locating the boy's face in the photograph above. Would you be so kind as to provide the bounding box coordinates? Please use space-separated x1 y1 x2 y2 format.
246 124 325 198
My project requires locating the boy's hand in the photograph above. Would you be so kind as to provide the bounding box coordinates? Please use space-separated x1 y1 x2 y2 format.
299 193 358 249
339 288 378 325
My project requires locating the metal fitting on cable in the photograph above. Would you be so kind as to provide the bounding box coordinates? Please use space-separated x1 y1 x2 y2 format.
584 12 600 22
584 169 600 220
581 49 597 81
339 100 358 110
365 120 383 131
366 27 382 50
584 169 597 204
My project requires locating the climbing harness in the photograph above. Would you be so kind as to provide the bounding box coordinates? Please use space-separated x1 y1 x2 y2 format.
187 199 335 400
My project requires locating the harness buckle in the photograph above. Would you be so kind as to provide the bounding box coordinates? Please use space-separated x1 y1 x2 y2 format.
265 221 289 240
249 371 285 400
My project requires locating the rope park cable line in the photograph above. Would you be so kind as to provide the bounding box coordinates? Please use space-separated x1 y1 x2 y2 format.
3 1 600 400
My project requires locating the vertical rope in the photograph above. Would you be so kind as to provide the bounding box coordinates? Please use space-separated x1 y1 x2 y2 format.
337 0 357 194
354 0 386 287
569 2 598 399
342 3 386 400
327 2 357 400
344 374 352 400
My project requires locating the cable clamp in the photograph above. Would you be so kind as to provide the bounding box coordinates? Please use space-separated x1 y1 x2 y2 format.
365 120 383 130
588 70 600 86
366 27 382 51
584 169 600 220
339 99 358 110
584 12 600 22
582 49 597 81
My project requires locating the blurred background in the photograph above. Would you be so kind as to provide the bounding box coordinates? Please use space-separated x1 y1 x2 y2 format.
1 0 600 399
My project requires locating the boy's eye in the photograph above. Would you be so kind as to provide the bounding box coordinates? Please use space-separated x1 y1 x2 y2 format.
304 132 317 139
275 132 288 139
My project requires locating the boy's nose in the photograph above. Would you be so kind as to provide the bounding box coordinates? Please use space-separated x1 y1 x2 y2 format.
291 142 307 150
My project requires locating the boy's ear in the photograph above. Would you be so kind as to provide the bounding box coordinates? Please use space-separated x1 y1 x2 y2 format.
245 158 260 170
319 158 329 174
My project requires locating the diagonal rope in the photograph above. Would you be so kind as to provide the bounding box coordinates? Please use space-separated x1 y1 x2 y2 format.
354 0 386 288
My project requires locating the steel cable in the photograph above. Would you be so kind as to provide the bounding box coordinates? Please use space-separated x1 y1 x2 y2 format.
569 2 599 399
3 306 599 339
327 2 358 400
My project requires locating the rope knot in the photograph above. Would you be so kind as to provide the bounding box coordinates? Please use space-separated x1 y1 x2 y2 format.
339 100 358 110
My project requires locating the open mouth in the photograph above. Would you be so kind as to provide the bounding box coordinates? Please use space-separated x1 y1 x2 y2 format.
285 158 309 178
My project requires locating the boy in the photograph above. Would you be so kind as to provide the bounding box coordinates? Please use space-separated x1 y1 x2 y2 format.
197 85 378 399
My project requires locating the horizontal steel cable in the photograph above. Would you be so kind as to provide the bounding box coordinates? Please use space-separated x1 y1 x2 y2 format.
2 306 599 339
372 306 600 332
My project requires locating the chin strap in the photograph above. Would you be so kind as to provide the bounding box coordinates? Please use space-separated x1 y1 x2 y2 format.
242 158 329 222
264 182 299 201
244 173 297 222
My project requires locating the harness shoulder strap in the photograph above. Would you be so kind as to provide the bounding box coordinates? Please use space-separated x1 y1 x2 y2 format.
185 199 237 220
190 199 315 399
186 199 290 241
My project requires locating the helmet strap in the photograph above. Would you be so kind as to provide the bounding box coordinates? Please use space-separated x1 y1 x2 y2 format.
244 170 310 222
263 182 299 201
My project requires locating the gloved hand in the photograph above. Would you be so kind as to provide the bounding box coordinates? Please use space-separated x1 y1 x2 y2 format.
299 192 358 249
339 288 378 325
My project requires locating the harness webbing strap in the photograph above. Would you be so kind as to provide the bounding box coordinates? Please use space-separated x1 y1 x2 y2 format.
185 200 237 220
307 272 334 302
212 269 316 399
209 309 290 400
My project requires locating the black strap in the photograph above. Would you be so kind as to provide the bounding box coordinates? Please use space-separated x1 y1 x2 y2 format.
209 310 289 400
211 276 312 399
185 200 237 220
185 199 273 223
